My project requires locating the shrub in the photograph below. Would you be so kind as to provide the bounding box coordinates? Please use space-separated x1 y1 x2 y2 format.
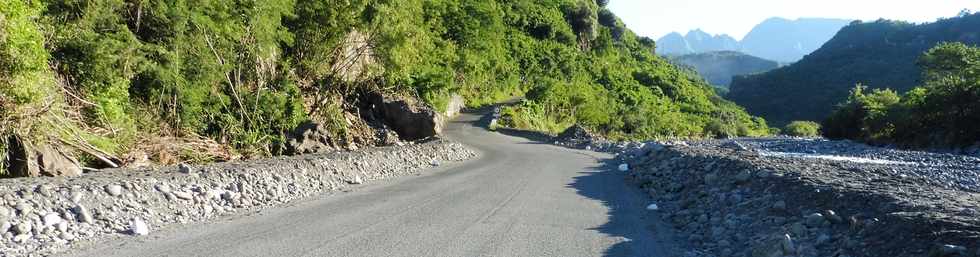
823 42 980 148
784 121 821 137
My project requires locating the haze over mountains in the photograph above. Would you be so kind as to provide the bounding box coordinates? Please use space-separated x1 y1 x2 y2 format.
657 17 853 63
669 51 779 89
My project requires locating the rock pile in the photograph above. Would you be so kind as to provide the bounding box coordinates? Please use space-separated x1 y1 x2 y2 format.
553 124 646 152
617 140 980 257
0 139 475 256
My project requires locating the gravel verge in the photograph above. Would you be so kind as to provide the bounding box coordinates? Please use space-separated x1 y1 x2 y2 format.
0 139 475 257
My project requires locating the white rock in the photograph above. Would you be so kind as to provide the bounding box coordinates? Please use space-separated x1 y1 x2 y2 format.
173 191 194 200
106 185 123 197
43 213 63 227
155 184 173 193
70 192 84 203
646 203 659 211
57 220 69 233
0 221 11 234
781 234 796 254
351 175 364 185
13 234 31 243
207 190 225 200
129 218 149 236
618 164 629 172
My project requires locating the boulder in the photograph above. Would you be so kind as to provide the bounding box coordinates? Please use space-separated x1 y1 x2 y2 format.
5 136 82 177
556 124 595 142
285 121 337 155
361 92 443 141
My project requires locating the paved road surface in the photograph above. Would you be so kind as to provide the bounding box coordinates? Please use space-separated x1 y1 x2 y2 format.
62 111 681 257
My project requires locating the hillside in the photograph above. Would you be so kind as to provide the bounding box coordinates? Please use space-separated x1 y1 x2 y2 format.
728 12 980 126
740 17 852 62
0 0 768 177
670 51 779 89
656 17 851 62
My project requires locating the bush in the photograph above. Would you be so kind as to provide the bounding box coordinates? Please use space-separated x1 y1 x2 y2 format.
784 121 821 137
823 42 980 148
3 0 772 175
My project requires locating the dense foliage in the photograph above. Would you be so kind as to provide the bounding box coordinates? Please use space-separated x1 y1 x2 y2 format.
670 51 779 90
783 121 821 137
729 12 980 127
823 43 980 148
1 0 769 173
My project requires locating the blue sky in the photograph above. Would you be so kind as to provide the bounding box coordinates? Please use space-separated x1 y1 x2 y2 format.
607 0 980 40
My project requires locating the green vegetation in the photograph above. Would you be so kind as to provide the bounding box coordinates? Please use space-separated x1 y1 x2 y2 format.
783 121 821 137
823 43 980 148
728 12 980 127
0 0 90 175
1 0 769 174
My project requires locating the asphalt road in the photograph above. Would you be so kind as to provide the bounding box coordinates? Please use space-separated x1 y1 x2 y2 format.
62 111 681 257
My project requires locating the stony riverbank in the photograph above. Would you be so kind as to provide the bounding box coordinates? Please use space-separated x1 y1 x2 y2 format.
620 139 980 257
556 131 980 257
0 139 475 257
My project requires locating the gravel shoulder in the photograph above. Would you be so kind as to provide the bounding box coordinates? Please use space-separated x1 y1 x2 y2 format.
0 139 475 256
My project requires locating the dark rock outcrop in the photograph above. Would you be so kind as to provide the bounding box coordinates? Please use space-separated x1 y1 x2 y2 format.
360 92 443 141
5 136 82 177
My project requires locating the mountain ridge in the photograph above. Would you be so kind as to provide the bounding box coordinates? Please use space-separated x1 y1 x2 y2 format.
656 17 853 62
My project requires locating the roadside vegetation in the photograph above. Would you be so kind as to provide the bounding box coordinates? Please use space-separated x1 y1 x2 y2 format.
0 0 769 176
823 42 980 149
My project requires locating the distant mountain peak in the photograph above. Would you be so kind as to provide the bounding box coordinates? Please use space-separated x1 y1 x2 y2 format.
657 17 853 62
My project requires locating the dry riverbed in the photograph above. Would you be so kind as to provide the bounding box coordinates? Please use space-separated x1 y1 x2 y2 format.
560 133 980 257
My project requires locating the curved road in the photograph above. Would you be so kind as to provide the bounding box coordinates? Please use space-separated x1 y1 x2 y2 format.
62 111 681 257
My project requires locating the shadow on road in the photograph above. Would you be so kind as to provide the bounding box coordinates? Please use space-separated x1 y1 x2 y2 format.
455 108 555 143
454 106 684 256
569 157 686 257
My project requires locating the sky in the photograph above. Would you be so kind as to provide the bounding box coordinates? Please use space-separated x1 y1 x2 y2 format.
607 0 980 40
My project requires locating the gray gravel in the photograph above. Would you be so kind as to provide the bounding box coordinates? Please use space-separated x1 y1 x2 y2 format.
736 138 980 192
558 134 980 257
0 139 475 256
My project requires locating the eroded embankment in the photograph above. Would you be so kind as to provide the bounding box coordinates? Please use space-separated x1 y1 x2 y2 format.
619 141 980 257
0 139 475 257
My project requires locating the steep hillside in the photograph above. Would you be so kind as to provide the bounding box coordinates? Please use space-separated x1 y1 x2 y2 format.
670 51 779 89
0 0 768 177
728 12 980 126
740 17 852 62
